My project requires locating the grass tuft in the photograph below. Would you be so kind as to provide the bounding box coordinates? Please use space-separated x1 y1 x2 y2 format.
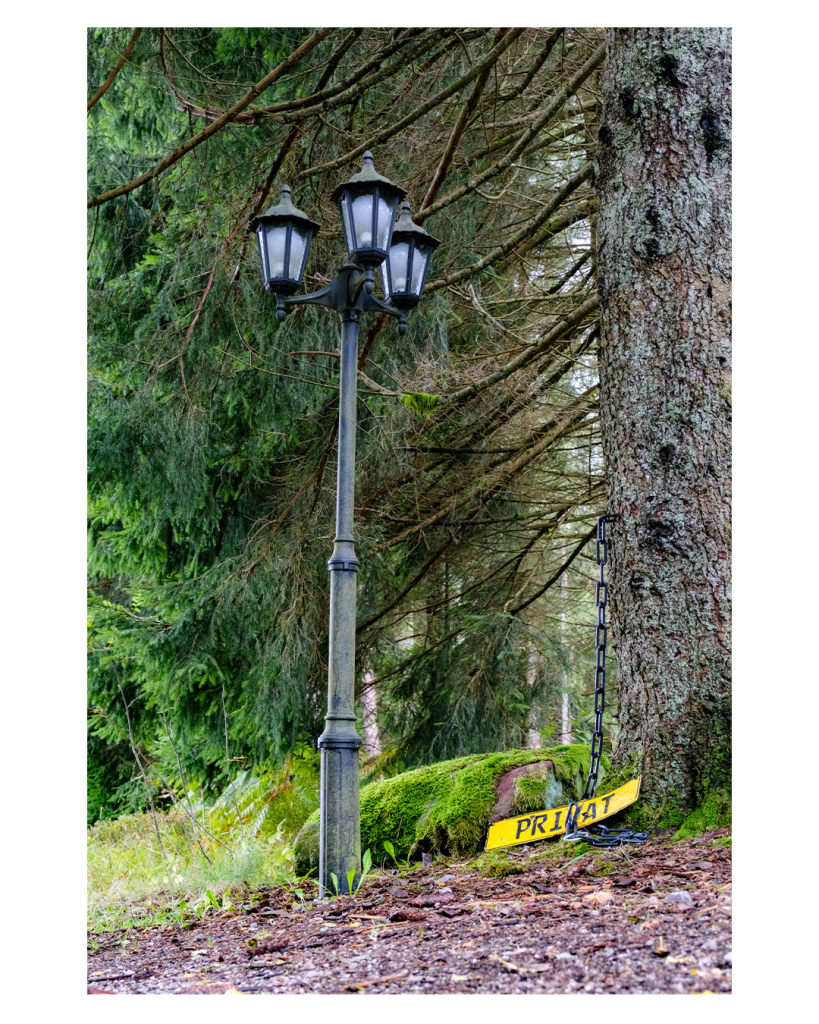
87 808 295 934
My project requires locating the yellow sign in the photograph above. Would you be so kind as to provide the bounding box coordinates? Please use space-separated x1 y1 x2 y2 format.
485 777 642 850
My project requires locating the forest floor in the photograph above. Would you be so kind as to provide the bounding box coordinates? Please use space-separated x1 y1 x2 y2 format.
87 827 731 995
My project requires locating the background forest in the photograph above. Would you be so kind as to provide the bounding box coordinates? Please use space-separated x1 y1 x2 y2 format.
87 26 616 834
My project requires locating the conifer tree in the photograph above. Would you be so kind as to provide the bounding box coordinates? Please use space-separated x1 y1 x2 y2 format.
595 27 731 815
86 27 652 814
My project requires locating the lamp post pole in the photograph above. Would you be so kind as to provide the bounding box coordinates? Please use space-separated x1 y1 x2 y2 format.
251 154 439 896
318 304 364 897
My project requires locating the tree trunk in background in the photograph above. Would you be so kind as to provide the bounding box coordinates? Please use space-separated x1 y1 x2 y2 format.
560 692 572 746
361 669 381 758
559 573 572 745
595 28 731 814
526 647 542 748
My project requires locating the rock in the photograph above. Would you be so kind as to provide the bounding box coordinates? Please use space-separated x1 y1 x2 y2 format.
664 891 694 905
388 909 426 922
410 892 455 907
292 746 593 876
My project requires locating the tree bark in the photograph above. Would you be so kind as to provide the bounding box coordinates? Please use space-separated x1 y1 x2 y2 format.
595 28 731 814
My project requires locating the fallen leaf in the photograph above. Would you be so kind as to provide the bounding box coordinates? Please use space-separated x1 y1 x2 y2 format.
582 890 615 908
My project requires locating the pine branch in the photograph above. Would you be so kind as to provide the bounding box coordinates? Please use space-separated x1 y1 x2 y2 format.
425 171 595 294
429 291 599 415
87 28 142 112
87 27 331 209
421 28 512 211
376 387 598 551
301 28 527 179
496 28 564 102
511 524 598 613
414 43 604 223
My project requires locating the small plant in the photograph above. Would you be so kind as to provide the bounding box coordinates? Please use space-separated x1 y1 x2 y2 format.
170 900 189 927
328 849 374 898
383 840 412 871
351 848 373 895
193 889 220 919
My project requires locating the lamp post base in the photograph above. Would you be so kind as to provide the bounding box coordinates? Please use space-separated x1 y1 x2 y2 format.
317 731 362 896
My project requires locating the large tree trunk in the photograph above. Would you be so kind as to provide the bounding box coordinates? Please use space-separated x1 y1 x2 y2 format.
595 28 731 814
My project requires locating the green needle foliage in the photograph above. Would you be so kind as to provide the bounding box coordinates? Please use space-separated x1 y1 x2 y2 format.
88 27 613 821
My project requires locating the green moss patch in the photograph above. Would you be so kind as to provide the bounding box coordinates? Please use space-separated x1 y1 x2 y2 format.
672 789 731 841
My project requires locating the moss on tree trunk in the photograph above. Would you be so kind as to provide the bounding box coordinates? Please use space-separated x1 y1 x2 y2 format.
595 28 732 817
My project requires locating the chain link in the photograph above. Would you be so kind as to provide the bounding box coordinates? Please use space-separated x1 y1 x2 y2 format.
563 514 647 848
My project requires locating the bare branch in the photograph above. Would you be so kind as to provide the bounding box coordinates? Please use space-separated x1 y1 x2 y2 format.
87 28 142 112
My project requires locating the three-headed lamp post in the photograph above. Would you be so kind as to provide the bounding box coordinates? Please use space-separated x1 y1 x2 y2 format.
252 153 439 896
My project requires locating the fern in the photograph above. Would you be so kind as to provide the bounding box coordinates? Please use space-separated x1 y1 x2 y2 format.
400 391 440 418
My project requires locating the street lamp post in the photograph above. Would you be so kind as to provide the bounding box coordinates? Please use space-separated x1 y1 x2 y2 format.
252 153 439 897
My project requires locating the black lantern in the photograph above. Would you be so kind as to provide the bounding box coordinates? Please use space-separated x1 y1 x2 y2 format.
381 202 440 310
330 151 407 268
251 185 320 294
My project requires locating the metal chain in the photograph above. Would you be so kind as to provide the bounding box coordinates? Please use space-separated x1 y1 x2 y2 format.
564 514 647 848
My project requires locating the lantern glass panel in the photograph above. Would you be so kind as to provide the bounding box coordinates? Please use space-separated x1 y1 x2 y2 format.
288 226 308 281
389 241 410 294
379 261 390 302
340 197 353 253
256 225 269 280
411 241 432 296
375 193 394 250
264 223 290 281
352 193 376 249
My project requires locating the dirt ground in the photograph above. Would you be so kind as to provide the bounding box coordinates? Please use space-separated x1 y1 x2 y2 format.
87 828 731 995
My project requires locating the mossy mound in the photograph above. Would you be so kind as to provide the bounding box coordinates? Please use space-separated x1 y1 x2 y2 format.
293 745 596 876
672 789 731 840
